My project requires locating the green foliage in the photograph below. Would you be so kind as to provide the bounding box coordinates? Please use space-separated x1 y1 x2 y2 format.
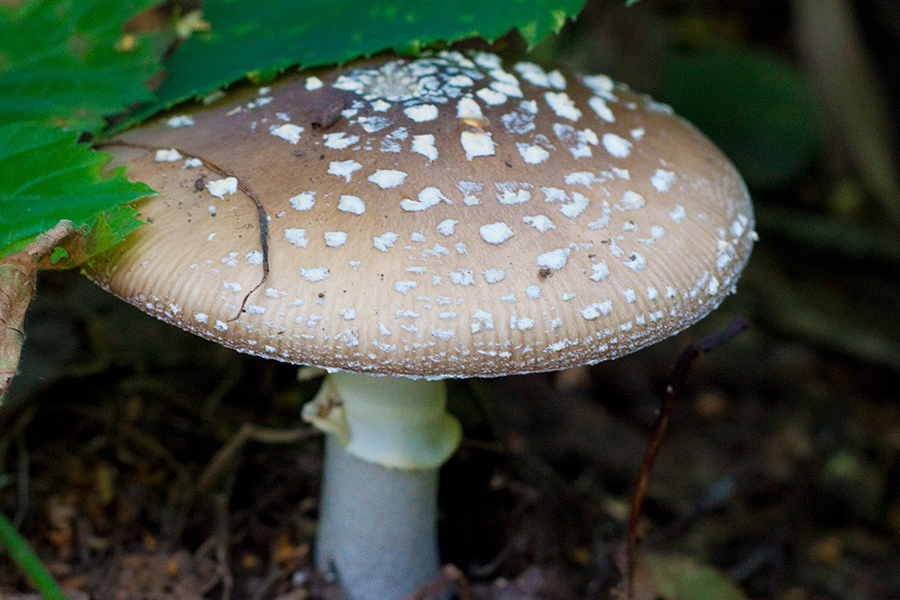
0 509 67 600
129 0 587 123
0 0 161 260
0 0 160 131
644 553 749 600
0 123 149 258
661 47 820 189
0 0 587 262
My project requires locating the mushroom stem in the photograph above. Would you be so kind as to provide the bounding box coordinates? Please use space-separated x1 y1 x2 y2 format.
304 373 461 600
317 434 442 599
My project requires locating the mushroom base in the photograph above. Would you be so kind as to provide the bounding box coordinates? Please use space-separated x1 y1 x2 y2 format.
316 433 444 600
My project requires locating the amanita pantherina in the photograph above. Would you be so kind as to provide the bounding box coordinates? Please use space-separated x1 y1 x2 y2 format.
86 50 756 600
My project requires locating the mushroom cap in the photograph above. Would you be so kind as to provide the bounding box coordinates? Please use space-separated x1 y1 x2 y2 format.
87 50 755 378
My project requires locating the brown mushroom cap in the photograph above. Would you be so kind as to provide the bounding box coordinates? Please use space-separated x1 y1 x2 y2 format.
87 50 755 378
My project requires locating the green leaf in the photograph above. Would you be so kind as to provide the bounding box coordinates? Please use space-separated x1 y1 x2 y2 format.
0 510 67 600
132 0 586 121
660 47 820 189
80 204 143 261
0 0 162 131
0 123 150 259
49 247 69 264
644 553 749 600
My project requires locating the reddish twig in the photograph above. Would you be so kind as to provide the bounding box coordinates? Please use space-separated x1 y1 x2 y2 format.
620 316 748 597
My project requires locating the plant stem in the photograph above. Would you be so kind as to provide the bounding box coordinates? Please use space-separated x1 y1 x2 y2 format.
0 509 67 600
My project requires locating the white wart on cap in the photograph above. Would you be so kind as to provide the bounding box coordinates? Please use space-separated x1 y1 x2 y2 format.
88 50 755 378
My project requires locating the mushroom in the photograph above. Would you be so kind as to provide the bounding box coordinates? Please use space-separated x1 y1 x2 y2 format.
86 50 755 600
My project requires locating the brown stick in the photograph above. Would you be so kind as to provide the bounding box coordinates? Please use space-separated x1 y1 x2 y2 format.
620 317 748 597
0 221 78 399
193 423 317 499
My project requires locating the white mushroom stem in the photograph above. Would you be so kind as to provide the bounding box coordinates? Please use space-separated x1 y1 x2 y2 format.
303 372 461 600
315 437 442 600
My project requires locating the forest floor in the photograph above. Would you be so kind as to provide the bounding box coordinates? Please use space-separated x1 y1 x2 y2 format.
1 220 899 600
3 0 900 598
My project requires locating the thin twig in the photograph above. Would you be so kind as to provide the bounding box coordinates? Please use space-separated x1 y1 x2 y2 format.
644 463 748 549
193 423 317 500
620 317 748 597
96 141 271 322
45 402 186 474
14 433 29 529
214 493 234 600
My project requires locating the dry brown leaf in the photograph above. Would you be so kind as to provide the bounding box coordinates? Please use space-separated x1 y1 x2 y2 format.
0 220 79 400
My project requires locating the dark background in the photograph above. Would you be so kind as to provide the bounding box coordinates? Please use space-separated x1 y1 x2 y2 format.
2 0 900 598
